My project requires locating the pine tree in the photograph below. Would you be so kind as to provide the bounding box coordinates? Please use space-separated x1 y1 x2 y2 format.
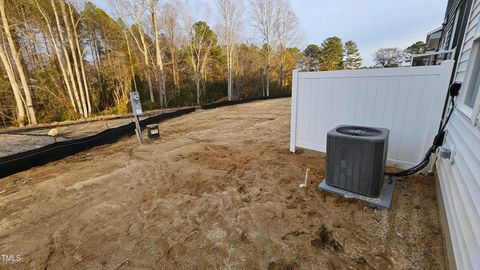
344 41 362 70
405 41 427 66
319 37 344 71
303 44 321 71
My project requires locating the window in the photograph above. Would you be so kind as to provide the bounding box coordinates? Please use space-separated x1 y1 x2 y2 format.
449 8 460 50
465 50 480 108
461 38 480 125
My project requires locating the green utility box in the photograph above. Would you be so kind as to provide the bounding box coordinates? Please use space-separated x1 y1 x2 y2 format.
147 124 160 139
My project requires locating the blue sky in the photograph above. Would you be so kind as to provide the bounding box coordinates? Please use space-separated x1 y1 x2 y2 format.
91 0 447 66
290 0 447 65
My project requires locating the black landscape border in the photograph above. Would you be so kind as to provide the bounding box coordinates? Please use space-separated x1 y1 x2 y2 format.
0 95 290 179
0 108 195 179
201 94 291 110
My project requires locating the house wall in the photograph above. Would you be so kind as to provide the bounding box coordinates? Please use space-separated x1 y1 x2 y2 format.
436 112 480 270
441 0 463 50
436 1 480 269
289 61 454 168
456 0 479 81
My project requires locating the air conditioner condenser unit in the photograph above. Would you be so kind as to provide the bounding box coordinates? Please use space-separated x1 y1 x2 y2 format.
325 125 389 198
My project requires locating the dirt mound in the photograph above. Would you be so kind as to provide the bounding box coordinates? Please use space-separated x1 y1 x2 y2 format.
311 225 343 252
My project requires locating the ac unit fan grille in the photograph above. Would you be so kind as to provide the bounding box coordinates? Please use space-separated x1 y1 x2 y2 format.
325 125 389 197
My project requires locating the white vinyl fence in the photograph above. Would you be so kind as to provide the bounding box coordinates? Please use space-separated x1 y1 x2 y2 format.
290 60 455 168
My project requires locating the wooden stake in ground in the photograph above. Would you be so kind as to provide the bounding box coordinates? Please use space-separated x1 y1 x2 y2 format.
299 168 310 189
134 115 142 145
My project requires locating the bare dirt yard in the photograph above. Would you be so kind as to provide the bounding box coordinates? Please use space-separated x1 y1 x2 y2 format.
0 98 445 269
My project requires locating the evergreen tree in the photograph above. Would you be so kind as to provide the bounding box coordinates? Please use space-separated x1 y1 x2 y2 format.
303 44 321 71
344 41 362 69
405 41 427 66
405 41 427 55
319 37 344 71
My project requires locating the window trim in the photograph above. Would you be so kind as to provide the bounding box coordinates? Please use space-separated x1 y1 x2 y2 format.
477 14 480 35
449 8 460 50
458 104 474 118
459 35 480 124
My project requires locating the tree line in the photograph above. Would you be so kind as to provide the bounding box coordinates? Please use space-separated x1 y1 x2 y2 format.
373 41 428 68
0 0 427 128
0 0 302 127
301 37 362 71
300 39 428 70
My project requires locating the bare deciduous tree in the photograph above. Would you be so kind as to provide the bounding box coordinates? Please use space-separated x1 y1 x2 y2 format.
51 0 84 116
0 0 37 124
0 35 26 126
373 47 405 68
217 0 242 101
110 0 155 103
162 1 180 90
274 0 300 92
0 0 304 127
180 1 216 105
35 0 77 113
250 0 279 97
150 0 167 108
60 0 89 117
68 3 92 114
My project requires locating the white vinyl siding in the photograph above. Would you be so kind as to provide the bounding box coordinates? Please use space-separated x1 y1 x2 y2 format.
437 0 480 269
456 0 480 81
436 112 480 270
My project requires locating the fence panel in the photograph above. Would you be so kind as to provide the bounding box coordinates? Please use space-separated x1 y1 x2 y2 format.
290 60 454 168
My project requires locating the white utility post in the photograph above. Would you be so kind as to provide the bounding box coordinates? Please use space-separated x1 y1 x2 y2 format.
130 92 143 144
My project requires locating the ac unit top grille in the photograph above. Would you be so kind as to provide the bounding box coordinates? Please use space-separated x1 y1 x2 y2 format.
336 126 382 137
